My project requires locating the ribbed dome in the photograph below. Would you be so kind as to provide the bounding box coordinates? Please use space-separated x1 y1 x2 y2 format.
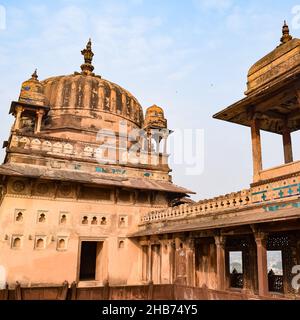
32 39 145 135
42 73 144 128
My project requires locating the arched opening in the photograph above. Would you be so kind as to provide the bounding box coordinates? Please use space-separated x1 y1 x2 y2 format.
119 216 126 227
60 214 67 225
13 237 21 249
16 212 23 222
36 238 44 249
38 213 46 223
58 239 66 250
91 217 98 225
82 216 88 225
119 240 125 249
101 217 107 225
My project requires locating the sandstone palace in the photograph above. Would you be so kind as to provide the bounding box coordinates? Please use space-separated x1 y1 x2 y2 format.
1 22 300 300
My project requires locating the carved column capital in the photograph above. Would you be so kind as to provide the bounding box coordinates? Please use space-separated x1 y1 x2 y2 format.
214 235 226 248
15 105 24 114
251 225 267 245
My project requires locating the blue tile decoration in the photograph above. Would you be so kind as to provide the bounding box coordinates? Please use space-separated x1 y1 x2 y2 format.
278 190 284 198
263 204 287 212
144 172 151 177
263 202 300 212
112 169 126 175
96 167 107 173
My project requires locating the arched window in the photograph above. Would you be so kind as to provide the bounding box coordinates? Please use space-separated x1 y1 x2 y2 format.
38 213 46 223
60 214 67 225
36 238 44 249
119 240 125 249
16 212 23 222
12 237 21 249
91 217 98 225
58 239 65 249
101 217 107 225
119 216 126 227
82 216 88 225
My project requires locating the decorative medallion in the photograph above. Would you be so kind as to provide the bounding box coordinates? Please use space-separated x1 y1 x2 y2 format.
36 183 49 195
60 184 72 197
12 180 26 193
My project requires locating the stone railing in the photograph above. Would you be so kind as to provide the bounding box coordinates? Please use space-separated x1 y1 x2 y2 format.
141 189 252 224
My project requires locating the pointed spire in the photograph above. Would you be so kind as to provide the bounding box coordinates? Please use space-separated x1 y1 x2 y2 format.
81 38 95 75
280 20 292 45
31 69 38 80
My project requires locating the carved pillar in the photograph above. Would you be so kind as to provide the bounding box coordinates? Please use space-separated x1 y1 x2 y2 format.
14 106 23 131
147 244 152 283
140 242 149 283
214 235 226 291
282 127 293 164
254 231 268 297
35 110 45 134
174 237 187 285
186 238 196 287
251 117 263 182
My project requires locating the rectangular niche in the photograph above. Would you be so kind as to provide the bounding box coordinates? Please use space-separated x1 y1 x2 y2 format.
137 191 149 204
118 190 133 202
80 186 112 201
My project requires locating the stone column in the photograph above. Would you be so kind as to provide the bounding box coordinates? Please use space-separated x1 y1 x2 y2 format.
174 237 187 285
14 106 23 131
254 232 268 297
282 127 293 164
140 242 149 282
186 238 196 287
251 117 263 182
35 110 45 134
147 245 152 283
214 235 226 291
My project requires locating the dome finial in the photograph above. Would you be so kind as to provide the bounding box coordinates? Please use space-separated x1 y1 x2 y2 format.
31 69 38 80
81 38 94 75
280 20 292 44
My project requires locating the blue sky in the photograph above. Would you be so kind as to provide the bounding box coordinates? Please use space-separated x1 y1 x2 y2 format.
0 0 300 200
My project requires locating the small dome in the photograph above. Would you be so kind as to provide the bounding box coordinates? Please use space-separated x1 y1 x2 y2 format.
19 70 47 106
144 105 167 129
